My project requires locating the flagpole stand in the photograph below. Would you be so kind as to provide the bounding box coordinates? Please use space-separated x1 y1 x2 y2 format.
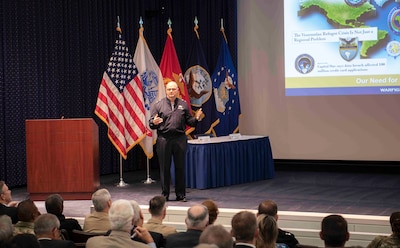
143 159 156 184
116 155 129 187
117 178 128 187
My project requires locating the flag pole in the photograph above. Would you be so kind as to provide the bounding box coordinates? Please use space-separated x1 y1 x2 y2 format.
116 154 128 187
137 16 156 185
114 16 128 188
143 159 155 184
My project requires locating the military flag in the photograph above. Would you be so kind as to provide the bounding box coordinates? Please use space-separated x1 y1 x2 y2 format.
133 27 166 159
184 18 219 135
160 26 194 135
212 31 241 136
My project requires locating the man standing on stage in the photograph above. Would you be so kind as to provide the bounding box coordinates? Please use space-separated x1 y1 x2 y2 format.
150 81 202 202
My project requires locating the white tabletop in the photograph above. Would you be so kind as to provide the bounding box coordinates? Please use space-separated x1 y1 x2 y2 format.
188 135 265 144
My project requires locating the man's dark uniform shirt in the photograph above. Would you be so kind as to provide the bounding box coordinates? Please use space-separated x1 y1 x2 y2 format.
278 228 299 248
150 97 198 200
150 98 197 137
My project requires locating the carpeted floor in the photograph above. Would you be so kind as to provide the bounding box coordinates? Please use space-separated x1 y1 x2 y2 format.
11 169 400 218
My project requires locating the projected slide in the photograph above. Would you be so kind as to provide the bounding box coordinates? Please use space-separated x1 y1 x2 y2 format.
284 0 400 96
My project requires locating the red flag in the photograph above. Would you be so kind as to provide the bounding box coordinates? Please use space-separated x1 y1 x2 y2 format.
95 33 146 159
160 28 194 134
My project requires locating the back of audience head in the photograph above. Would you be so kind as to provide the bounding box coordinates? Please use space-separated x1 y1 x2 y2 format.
202 199 219 225
92 188 112 212
194 244 219 248
109 199 134 232
199 224 233 248
17 199 41 222
390 211 400 236
45 194 64 215
0 215 13 242
258 200 278 218
34 213 61 240
130 200 143 226
256 214 279 248
231 211 258 243
186 204 209 230
320 214 349 247
149 195 167 217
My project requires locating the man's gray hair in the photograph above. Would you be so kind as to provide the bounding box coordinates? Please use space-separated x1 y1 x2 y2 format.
109 199 134 232
0 215 13 241
34 213 60 236
199 224 233 248
129 200 142 226
92 188 111 212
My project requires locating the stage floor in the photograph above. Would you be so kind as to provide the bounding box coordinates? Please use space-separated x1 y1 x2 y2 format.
11 169 400 218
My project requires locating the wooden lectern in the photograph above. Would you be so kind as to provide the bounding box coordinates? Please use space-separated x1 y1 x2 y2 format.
26 118 100 200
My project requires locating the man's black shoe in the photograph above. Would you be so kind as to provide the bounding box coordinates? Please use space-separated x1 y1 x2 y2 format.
176 196 187 202
162 194 169 201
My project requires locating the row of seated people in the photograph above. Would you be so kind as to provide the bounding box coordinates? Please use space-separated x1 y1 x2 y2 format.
1 180 399 248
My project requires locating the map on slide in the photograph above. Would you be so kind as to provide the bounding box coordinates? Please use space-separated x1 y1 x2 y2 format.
284 0 400 96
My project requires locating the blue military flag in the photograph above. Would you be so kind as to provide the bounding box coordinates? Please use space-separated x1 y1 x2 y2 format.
212 34 241 136
184 20 219 135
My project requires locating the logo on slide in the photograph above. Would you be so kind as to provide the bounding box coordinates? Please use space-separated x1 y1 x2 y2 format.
295 54 314 74
386 40 400 58
339 37 358 62
344 0 367 7
388 6 400 35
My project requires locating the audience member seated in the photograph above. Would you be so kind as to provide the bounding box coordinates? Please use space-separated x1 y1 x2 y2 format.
86 199 153 248
13 199 41 236
366 211 400 248
165 204 209 248
34 213 76 248
0 215 13 247
130 200 164 248
319 214 349 248
199 224 233 248
83 188 112 233
256 214 289 248
231 211 258 248
258 200 298 248
143 195 177 237
10 233 40 248
202 199 219 225
45 193 82 239
0 181 19 224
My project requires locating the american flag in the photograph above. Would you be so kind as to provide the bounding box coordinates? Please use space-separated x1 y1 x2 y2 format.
95 33 146 159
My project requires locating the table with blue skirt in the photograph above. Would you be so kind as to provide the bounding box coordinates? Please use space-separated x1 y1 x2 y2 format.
184 135 275 189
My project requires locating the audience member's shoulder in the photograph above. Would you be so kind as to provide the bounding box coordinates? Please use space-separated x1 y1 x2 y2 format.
39 239 75 248
278 228 299 248
11 233 40 248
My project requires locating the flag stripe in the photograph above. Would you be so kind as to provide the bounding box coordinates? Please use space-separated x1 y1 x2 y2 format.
95 35 146 159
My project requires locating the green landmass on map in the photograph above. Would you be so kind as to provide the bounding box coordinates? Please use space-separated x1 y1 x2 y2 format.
359 29 388 58
298 0 388 58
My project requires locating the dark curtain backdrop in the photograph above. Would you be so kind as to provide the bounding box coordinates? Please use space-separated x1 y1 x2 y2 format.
0 0 237 187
